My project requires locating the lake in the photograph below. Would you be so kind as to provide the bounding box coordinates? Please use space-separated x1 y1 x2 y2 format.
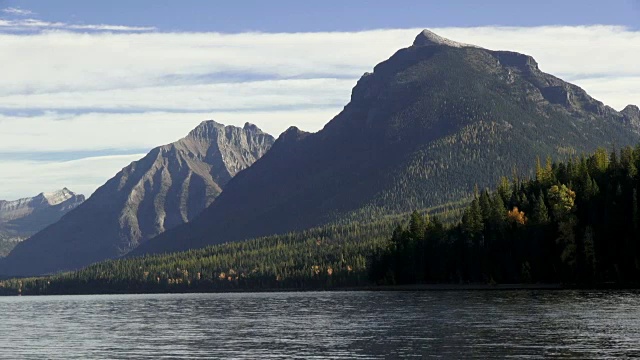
0 290 639 358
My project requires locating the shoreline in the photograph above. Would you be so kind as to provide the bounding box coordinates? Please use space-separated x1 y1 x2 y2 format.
343 283 564 291
5 283 618 296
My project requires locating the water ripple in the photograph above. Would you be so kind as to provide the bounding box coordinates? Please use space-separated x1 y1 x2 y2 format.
0 290 639 358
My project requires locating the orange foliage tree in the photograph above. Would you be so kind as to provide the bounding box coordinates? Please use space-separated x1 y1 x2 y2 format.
507 206 527 225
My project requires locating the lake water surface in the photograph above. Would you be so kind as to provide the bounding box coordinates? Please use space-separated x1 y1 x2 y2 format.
0 290 639 358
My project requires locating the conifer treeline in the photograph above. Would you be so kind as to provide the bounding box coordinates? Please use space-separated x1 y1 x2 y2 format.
0 220 401 295
370 146 640 285
2 146 639 295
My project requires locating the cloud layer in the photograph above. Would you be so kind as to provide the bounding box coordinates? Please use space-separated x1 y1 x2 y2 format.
0 154 146 200
0 109 342 153
0 3 157 32
2 7 34 16
0 25 638 199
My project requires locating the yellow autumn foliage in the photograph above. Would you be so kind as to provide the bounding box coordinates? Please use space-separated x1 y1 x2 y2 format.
507 206 527 225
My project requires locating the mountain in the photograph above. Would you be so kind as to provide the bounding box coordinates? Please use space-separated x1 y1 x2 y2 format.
0 189 84 257
0 121 274 275
622 105 640 133
132 30 640 257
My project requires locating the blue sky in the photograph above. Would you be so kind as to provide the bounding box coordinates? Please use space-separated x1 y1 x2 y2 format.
6 0 640 32
0 1 639 199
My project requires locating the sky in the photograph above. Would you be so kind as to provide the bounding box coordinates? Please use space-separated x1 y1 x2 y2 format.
0 0 639 200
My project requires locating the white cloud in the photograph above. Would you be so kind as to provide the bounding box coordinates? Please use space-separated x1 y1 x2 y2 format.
0 108 342 153
0 18 155 32
571 76 640 110
0 30 397 95
0 108 341 199
0 25 639 198
0 154 145 200
0 26 637 106
0 26 640 108
0 78 352 111
2 7 34 16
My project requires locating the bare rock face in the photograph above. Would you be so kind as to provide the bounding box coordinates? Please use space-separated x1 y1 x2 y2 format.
622 105 640 132
114 121 274 245
0 121 274 275
0 189 84 257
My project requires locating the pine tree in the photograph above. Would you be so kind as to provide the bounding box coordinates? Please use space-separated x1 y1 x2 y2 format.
531 192 550 225
583 173 599 200
489 192 507 225
610 147 619 171
517 191 530 210
545 156 554 182
461 199 484 239
391 225 404 251
409 211 426 241
535 156 544 183
479 190 492 222
591 147 609 173
469 199 484 234
548 184 577 277
497 176 511 202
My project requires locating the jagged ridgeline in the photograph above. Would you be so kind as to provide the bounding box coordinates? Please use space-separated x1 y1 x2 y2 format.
0 122 274 276
134 30 640 256
0 189 84 257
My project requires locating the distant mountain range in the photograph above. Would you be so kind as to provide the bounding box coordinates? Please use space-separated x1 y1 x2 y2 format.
2 30 639 276
0 189 84 257
1 122 274 275
131 30 640 256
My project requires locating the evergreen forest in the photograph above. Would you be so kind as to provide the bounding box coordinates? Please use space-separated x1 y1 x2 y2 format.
2 146 640 295
370 146 640 286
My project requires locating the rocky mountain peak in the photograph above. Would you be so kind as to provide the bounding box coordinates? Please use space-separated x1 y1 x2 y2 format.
622 104 640 131
0 120 275 275
41 188 81 206
0 188 85 256
2 188 83 213
186 120 269 143
243 122 260 132
197 119 224 128
159 120 274 186
277 126 310 144
622 104 640 117
186 120 225 140
413 29 478 48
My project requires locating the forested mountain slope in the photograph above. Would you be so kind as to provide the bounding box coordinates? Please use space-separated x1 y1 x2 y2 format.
370 146 640 286
134 30 640 257
4 146 640 295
